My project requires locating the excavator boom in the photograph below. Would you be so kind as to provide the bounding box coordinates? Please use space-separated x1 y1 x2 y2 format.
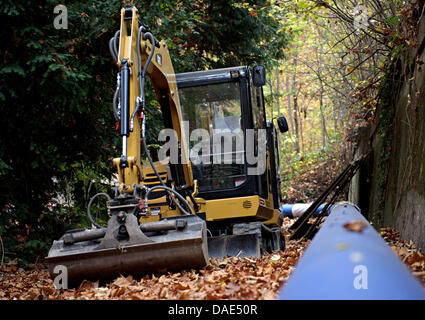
111 6 193 193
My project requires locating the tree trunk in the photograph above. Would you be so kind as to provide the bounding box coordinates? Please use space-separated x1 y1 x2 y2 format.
276 68 280 118
292 55 300 153
285 75 295 138
319 82 328 149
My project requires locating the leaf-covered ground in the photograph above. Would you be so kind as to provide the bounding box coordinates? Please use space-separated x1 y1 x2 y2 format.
0 238 308 300
2 158 424 300
282 157 345 204
1 226 424 300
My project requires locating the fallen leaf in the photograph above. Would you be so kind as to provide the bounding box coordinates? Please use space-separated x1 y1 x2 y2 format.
112 276 132 287
343 220 367 232
270 254 281 264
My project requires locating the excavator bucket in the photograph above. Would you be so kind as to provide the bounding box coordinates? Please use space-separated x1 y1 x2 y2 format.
46 215 208 286
207 233 261 258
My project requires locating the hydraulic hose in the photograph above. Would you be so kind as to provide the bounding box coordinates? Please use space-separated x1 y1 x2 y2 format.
134 27 192 216
109 37 117 62
145 185 193 216
141 134 192 216
130 28 155 132
87 192 111 228
112 73 120 121
109 30 121 121
108 30 120 63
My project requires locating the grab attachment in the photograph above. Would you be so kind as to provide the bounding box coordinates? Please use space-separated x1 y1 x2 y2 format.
46 215 208 286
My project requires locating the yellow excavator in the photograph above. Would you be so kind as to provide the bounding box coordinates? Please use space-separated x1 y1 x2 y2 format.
46 5 289 285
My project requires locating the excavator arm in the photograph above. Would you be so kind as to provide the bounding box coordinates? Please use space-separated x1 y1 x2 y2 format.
111 6 193 195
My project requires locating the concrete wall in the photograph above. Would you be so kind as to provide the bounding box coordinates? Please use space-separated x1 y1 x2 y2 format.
350 10 425 251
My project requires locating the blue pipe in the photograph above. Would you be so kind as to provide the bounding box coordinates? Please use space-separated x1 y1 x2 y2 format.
279 203 329 218
279 202 425 300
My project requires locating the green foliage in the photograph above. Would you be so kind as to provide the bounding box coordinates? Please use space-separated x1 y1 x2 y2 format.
134 0 289 71
0 0 121 262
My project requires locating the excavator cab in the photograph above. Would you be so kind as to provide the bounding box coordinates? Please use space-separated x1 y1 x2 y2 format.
174 66 285 257
177 67 268 200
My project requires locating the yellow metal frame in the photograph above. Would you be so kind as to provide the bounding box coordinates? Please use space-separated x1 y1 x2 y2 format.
113 7 193 196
